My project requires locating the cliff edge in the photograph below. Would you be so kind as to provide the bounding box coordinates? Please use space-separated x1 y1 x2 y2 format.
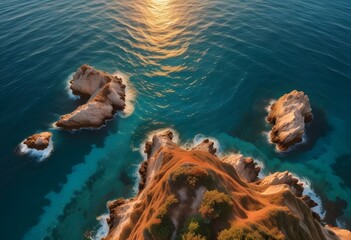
103 130 350 240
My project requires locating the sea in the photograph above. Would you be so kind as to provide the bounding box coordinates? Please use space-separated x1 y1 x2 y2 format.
0 0 350 239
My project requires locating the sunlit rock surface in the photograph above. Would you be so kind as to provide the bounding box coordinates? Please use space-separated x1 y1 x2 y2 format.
56 65 126 130
23 132 52 150
267 90 313 152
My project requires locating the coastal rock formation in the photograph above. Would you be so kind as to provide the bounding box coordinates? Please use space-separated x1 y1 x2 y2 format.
56 65 126 130
23 132 52 150
267 90 313 152
222 154 260 182
103 130 350 240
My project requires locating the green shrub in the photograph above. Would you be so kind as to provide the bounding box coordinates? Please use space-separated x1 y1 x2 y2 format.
147 195 179 240
170 165 212 189
148 217 175 240
178 215 210 240
199 190 232 221
217 225 283 240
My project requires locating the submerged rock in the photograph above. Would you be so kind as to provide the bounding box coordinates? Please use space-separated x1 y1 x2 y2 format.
23 132 52 151
102 129 350 240
267 90 313 152
56 65 126 130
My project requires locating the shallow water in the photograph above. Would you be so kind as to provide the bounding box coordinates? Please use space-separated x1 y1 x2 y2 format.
0 0 351 239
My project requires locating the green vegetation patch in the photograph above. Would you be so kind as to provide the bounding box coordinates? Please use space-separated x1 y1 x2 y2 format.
170 165 213 189
218 224 284 240
199 190 233 221
146 195 179 240
178 215 210 240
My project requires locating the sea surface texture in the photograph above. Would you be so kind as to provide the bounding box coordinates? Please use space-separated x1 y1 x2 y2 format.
0 0 350 239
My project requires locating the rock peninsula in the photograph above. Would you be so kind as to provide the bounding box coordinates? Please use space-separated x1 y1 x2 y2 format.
56 65 126 130
267 90 313 152
102 129 350 240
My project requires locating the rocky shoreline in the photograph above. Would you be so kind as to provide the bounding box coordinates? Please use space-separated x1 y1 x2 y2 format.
103 129 350 240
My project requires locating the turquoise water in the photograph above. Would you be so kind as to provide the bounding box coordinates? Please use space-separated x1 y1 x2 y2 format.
1 0 351 239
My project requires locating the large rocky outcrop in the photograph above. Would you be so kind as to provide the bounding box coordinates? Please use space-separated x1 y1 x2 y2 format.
222 154 260 183
102 130 349 240
267 90 313 152
23 132 52 151
56 65 126 130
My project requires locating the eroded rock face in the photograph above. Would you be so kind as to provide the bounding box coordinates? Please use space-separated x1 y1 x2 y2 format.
103 130 350 240
56 65 126 130
222 154 260 182
23 132 52 150
267 90 313 152
192 139 217 155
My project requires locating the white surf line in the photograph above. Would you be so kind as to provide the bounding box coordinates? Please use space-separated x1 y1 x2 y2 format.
91 213 110 240
292 174 326 219
113 71 137 118
18 137 54 162
65 72 79 100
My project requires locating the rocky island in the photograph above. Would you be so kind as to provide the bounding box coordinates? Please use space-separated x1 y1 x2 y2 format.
56 65 126 130
267 90 313 152
102 129 350 240
17 131 54 161
23 132 52 151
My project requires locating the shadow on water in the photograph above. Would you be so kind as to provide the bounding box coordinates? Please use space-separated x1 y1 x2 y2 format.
315 185 350 228
332 154 351 189
230 96 269 144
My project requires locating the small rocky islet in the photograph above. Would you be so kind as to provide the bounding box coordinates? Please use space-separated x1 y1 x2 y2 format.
267 90 313 152
55 64 126 130
22 132 52 151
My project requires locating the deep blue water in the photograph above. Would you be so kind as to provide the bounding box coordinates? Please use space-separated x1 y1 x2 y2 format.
1 0 351 239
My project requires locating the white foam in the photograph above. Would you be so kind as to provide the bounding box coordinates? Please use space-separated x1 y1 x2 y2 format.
292 174 326 219
336 218 347 229
262 131 273 144
265 99 276 113
131 163 142 195
91 214 109 240
113 71 137 118
181 134 222 156
255 159 266 179
65 72 80 100
18 137 54 161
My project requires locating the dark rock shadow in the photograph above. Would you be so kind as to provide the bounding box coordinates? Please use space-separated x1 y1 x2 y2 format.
323 196 348 227
332 154 351 189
